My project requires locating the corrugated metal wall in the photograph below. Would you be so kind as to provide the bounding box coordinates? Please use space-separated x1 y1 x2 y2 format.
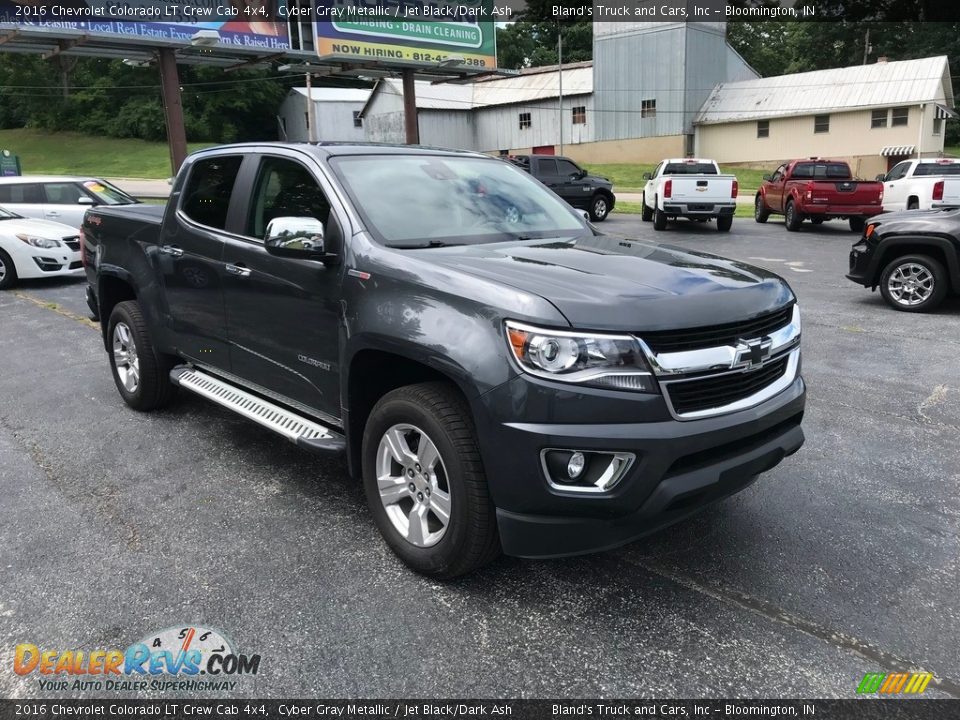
474 95 595 153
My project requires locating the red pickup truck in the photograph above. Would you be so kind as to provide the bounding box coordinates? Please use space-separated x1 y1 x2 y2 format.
755 159 884 232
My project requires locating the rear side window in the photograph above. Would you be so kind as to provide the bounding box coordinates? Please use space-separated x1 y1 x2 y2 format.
537 159 559 176
181 156 243 230
0 183 43 203
913 163 960 176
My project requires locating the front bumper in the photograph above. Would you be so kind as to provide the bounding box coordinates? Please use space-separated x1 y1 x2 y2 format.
846 241 875 287
476 373 806 558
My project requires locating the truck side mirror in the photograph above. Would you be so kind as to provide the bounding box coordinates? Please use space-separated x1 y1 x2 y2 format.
264 216 336 263
875 174 886 182
762 174 773 182
642 173 652 181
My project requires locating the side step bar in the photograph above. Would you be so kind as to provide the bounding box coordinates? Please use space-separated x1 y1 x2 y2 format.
170 367 345 454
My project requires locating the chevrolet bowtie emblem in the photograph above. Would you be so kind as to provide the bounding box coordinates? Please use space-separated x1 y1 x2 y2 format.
735 338 772 368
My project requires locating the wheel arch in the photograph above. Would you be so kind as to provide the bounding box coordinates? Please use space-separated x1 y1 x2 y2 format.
871 236 960 291
97 269 138 351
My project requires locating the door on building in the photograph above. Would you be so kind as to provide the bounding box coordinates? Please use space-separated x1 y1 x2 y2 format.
532 146 556 155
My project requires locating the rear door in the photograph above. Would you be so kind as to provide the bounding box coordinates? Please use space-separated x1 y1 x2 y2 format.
0 182 44 221
158 153 242 367
218 151 344 421
534 158 561 193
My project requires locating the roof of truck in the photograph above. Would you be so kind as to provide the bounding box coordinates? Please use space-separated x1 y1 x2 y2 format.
192 142 487 160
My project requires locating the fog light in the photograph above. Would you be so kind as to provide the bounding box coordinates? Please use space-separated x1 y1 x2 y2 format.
567 452 586 479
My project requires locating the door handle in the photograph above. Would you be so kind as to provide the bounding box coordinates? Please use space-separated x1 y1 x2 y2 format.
225 263 251 278
46 211 60 217
159 245 183 257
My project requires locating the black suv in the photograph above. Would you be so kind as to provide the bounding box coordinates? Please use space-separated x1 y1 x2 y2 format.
83 143 805 578
506 154 615 221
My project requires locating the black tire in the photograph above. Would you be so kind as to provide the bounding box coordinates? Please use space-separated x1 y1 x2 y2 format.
0 248 17 290
590 193 611 222
754 196 770 224
653 199 667 231
716 214 733 232
908 198 919 211
362 382 500 579
849 216 866 233
107 300 177 411
641 199 653 222
784 200 803 231
879 254 948 313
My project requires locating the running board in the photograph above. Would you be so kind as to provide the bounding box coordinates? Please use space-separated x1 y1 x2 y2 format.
170 367 345 454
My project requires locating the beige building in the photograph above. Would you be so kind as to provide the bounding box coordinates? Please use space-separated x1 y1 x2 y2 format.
694 56 956 179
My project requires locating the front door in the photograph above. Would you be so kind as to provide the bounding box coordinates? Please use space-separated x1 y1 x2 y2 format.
554 157 591 209
156 153 242 367
767 165 787 211
882 161 911 211
219 153 343 421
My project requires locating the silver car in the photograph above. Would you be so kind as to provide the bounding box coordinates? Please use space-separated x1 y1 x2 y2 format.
0 176 138 230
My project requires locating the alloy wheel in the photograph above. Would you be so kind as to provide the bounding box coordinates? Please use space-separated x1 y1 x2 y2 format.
887 263 934 307
375 423 452 548
112 321 141 393
0 257 6 283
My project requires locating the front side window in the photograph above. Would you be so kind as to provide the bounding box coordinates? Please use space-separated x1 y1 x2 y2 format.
814 115 830 133
330 155 586 248
885 162 910 181
757 120 770 138
556 159 581 177
641 99 656 119
892 107 909 126
181 155 243 230
0 183 42 204
246 157 331 240
871 109 888 128
43 183 88 204
519 112 532 130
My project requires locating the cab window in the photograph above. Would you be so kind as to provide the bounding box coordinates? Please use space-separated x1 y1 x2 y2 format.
556 159 581 178
886 162 911 181
181 156 243 230
43 183 89 204
247 157 331 240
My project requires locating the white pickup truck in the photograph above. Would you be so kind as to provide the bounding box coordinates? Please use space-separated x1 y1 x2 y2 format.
641 158 738 232
879 158 960 211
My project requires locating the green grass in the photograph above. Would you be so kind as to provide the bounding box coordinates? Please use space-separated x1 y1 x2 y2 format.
945 146 960 157
585 163 770 197
614 201 754 218
0 129 213 179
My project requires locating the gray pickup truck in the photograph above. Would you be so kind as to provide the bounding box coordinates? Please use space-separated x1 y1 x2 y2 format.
82 143 805 578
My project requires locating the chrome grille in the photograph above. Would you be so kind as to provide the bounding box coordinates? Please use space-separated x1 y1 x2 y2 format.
666 357 790 416
641 306 794 354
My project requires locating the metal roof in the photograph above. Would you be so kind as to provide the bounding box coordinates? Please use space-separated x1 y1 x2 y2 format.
695 56 954 125
291 88 372 103
362 63 593 116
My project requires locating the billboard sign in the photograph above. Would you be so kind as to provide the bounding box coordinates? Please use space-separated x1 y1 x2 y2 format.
315 1 497 70
0 1 290 50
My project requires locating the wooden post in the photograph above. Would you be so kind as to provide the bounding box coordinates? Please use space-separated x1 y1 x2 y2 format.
158 48 188 174
402 68 419 144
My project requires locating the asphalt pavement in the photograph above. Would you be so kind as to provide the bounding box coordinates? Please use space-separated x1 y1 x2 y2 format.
1 214 958 699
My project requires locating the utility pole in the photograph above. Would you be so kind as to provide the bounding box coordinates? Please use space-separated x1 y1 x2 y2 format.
862 29 871 65
157 48 187 174
557 25 563 155
402 68 419 144
305 70 317 142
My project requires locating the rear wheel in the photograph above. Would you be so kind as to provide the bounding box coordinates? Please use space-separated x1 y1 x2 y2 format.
590 193 610 222
754 196 770 224
641 199 653 222
784 200 803 231
0 249 17 290
908 198 919 211
879 254 947 313
362 382 500 579
653 199 667 231
716 214 733 232
849 216 866 233
107 301 177 411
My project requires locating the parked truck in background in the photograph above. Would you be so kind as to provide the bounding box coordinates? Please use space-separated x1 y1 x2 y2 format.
641 158 738 232
755 159 884 232
505 154 616 221
82 142 805 578
878 158 960 212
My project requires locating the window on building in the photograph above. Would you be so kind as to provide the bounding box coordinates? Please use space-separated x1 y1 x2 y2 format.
933 117 943 136
572 106 586 125
181 155 243 231
352 111 363 128
757 120 770 138
814 114 830 133
892 107 909 126
641 99 656 119
519 112 532 130
871 109 888 129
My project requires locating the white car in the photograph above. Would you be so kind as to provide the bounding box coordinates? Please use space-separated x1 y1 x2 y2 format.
0 176 138 230
879 158 960 211
0 205 83 290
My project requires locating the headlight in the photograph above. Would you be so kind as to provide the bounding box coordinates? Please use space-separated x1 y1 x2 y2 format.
505 321 656 392
17 234 61 249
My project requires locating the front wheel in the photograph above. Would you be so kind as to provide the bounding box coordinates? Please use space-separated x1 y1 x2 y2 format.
784 200 803 231
879 254 947 313
590 194 611 222
362 382 500 579
849 216 866 233
0 249 17 290
107 301 177 411
716 215 733 232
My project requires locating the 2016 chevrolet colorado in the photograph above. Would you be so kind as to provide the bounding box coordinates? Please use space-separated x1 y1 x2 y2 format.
83 143 806 578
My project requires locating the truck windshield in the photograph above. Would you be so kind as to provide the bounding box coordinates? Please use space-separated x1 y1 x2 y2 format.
330 155 586 247
913 164 960 176
664 163 718 174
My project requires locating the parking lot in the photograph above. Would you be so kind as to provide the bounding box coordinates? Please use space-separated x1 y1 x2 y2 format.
1 215 958 699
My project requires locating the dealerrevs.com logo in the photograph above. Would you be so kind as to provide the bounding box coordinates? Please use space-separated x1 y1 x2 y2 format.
14 625 261 692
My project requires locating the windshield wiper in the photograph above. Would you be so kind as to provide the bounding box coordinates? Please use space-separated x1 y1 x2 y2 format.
386 240 464 249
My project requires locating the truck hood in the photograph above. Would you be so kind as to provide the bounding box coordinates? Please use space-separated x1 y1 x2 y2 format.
425 234 794 331
0 217 78 238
